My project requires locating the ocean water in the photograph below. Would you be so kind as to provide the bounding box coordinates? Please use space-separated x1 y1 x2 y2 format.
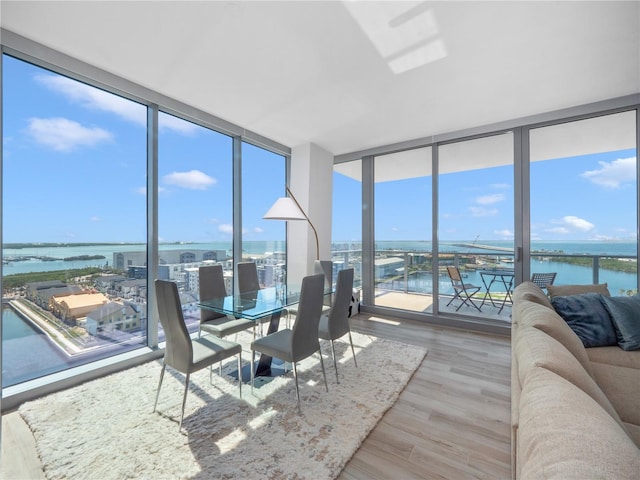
2 239 637 387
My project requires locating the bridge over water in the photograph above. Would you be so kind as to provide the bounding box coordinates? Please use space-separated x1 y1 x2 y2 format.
449 243 514 253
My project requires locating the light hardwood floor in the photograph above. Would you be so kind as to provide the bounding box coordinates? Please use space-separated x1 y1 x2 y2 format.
1 313 512 479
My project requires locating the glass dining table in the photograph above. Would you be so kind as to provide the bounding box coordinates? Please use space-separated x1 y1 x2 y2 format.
198 284 331 377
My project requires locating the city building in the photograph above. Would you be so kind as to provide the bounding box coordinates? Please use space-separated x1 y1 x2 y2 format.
49 292 109 324
85 301 141 336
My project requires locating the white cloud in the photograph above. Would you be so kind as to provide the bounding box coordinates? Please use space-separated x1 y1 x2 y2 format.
253 227 264 234
90 216 101 222
469 206 498 217
562 215 595 232
36 74 146 126
162 170 216 190
581 157 636 189
475 193 504 205
218 224 233 235
27 117 113 152
547 215 595 235
37 74 201 135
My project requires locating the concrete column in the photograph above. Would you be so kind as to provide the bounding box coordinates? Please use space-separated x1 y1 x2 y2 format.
287 142 333 285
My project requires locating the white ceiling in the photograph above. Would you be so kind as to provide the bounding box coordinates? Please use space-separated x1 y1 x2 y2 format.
1 1 639 157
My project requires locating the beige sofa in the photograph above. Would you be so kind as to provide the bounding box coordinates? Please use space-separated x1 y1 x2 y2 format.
511 281 640 479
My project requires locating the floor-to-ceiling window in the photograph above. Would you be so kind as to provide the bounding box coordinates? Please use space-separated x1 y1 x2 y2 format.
529 111 638 295
240 142 286 287
373 148 432 312
1 52 291 394
437 133 514 320
2 55 148 387
157 112 233 334
332 159 363 287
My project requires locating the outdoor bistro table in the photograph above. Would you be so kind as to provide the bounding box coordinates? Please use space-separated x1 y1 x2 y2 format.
198 284 332 377
478 268 515 314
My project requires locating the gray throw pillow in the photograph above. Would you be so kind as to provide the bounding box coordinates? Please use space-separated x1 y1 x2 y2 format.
550 293 617 348
600 294 640 351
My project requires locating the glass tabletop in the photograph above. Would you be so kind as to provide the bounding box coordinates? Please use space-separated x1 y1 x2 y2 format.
478 268 515 277
198 284 330 321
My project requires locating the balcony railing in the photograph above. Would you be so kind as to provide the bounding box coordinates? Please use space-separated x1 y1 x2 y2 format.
331 248 639 315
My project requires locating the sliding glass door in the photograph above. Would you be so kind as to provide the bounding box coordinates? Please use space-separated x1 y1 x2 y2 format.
436 133 515 319
373 148 433 312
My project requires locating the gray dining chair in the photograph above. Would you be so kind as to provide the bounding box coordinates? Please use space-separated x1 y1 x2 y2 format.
237 261 273 337
250 273 328 406
199 264 254 338
314 259 333 311
318 268 357 383
153 279 242 431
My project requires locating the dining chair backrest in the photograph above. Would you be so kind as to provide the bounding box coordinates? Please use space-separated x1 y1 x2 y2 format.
446 265 463 285
291 273 325 361
155 279 192 373
199 265 227 323
238 261 260 294
326 268 354 339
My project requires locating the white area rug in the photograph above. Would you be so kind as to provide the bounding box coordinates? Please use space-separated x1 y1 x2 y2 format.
20 332 426 480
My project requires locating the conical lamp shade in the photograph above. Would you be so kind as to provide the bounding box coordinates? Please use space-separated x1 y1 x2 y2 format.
263 197 307 221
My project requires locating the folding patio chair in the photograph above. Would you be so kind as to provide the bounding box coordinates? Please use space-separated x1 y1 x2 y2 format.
446 265 482 312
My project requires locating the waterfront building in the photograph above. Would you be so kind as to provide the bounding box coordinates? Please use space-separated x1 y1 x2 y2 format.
49 292 109 325
85 301 140 336
27 284 83 309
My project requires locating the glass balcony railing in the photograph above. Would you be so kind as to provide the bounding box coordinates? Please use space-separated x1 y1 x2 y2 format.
330 248 638 320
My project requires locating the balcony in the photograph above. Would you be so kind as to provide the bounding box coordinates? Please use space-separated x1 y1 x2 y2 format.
331 248 638 323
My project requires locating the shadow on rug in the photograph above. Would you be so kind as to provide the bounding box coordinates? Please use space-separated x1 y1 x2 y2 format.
20 332 427 479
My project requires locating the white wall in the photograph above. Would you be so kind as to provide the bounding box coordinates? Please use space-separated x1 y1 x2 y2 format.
288 142 333 285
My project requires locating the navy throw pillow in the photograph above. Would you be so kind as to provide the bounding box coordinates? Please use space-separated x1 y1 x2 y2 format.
600 294 640 351
551 293 617 348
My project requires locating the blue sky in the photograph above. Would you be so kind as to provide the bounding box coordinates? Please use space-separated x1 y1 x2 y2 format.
3 54 637 245
2 54 285 244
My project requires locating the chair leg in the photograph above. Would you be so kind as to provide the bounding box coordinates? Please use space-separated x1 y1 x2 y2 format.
348 331 358 368
447 290 461 307
153 363 166 413
292 362 301 406
237 352 243 398
330 339 339 383
250 349 255 395
318 351 329 393
179 372 191 431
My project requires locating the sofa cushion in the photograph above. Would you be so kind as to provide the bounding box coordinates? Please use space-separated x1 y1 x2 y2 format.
512 281 553 311
546 283 610 298
586 346 640 369
624 422 640 449
518 367 640 480
515 326 624 428
589 361 640 427
600 294 640 351
550 293 617 347
513 299 594 378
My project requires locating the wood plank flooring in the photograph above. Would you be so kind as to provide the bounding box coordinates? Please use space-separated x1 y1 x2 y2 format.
1 313 512 479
